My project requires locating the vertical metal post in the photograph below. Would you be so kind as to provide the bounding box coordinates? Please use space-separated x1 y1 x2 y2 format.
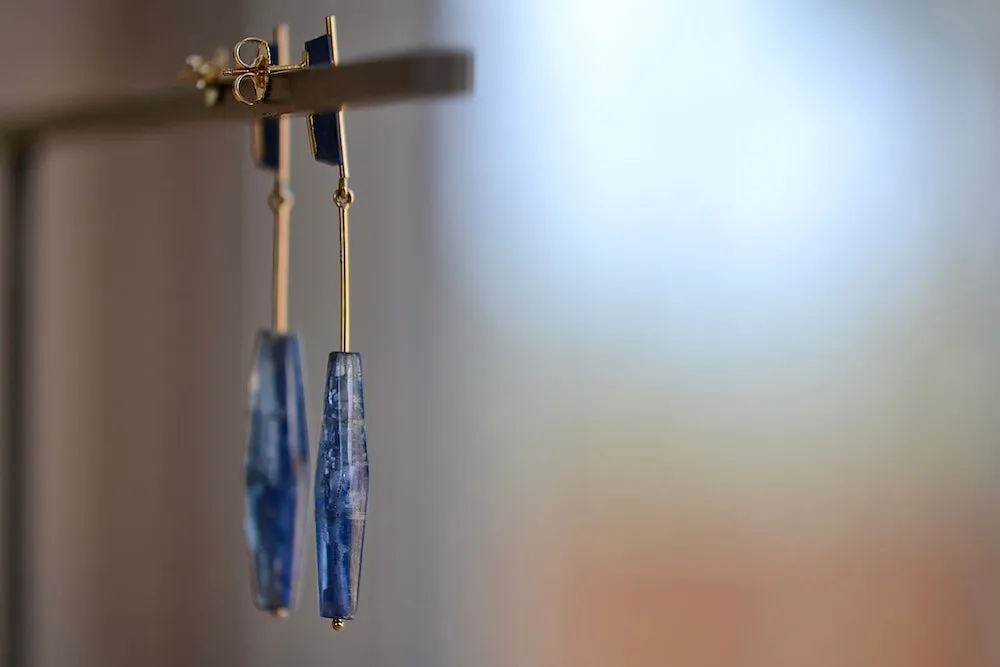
2 139 33 667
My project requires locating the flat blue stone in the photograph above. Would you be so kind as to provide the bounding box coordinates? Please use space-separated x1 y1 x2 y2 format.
251 41 281 171
245 330 310 614
304 34 344 167
254 116 280 170
315 351 369 620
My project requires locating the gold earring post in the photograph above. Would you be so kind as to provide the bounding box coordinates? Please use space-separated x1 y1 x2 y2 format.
327 16 354 353
269 24 293 333
338 184 351 353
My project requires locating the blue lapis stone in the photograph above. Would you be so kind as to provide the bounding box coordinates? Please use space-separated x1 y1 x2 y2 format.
304 34 344 166
315 351 369 621
254 116 280 170
252 42 281 171
245 330 310 614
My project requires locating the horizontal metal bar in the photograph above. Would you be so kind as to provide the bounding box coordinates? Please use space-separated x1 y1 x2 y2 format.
0 49 472 142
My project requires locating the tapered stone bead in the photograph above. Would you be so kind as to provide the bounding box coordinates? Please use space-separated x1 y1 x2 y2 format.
315 351 369 621
244 330 310 614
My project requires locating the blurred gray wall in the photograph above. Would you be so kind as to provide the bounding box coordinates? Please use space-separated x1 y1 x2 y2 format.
0 1 247 665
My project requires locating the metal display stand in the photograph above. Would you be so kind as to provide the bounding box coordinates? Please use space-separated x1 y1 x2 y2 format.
0 46 473 667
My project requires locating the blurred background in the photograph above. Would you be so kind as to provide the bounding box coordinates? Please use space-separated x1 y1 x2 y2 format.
5 0 1000 665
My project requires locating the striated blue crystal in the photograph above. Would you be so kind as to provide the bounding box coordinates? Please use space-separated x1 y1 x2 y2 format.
244 330 310 614
315 351 369 620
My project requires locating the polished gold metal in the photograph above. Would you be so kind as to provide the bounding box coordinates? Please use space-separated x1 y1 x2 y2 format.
180 49 228 106
183 34 309 107
271 608 290 619
268 24 294 333
336 182 353 353
331 619 345 631
326 16 355 353
223 37 308 105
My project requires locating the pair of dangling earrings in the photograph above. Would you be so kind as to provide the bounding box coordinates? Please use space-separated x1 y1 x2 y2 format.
205 17 368 630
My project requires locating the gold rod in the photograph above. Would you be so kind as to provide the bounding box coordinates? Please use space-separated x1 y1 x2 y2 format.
339 205 350 352
271 24 292 333
329 16 353 353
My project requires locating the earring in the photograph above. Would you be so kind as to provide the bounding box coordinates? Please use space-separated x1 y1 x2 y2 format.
306 16 370 632
243 24 311 619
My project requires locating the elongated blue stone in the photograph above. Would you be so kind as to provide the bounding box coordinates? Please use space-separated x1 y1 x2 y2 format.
245 330 310 614
315 351 369 620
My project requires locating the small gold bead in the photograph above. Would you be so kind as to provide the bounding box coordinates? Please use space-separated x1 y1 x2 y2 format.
271 608 290 619
331 619 345 631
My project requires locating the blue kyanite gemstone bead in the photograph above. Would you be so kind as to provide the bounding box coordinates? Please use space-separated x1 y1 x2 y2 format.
244 330 310 614
315 351 369 621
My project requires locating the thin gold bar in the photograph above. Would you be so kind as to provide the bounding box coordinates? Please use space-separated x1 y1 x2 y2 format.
223 62 307 77
271 24 292 333
328 15 352 353
339 203 350 353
